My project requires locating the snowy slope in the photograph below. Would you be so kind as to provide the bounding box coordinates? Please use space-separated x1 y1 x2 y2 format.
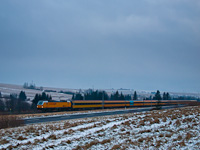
0 106 200 149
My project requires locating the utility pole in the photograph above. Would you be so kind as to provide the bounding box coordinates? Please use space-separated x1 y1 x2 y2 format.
102 92 104 109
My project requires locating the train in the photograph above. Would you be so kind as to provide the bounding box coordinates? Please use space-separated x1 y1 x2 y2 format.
37 99 197 112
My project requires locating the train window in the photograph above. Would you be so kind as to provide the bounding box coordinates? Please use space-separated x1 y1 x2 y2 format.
37 101 44 105
37 101 48 105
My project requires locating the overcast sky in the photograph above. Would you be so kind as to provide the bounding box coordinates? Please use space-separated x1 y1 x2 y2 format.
0 0 200 92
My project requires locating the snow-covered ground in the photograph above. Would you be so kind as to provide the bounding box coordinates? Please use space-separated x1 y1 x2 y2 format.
0 106 200 150
0 83 74 101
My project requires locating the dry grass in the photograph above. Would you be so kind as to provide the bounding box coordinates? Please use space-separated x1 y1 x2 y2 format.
123 121 130 126
182 118 192 123
111 144 121 150
185 132 192 140
17 136 27 141
139 120 145 126
138 137 144 143
154 118 160 123
165 133 173 138
159 133 164 137
176 135 182 141
138 129 151 134
100 139 111 144
155 140 162 148
41 137 47 142
175 119 181 126
0 115 24 129
0 139 9 144
66 140 71 144
48 134 57 140
80 140 99 149
111 125 117 129
179 140 186 146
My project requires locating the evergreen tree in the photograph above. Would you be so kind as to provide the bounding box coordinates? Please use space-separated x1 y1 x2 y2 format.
125 95 131 100
23 82 28 88
0 98 5 112
119 92 125 100
41 92 47 100
73 90 109 100
163 92 166 100
103 91 109 100
9 93 18 112
154 90 162 109
162 92 171 100
73 93 83 100
153 90 162 100
133 91 138 100
110 93 114 100
19 91 27 101
114 91 120 100
32 92 52 106
166 92 171 100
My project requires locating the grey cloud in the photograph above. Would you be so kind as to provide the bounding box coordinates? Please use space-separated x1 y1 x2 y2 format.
0 0 200 92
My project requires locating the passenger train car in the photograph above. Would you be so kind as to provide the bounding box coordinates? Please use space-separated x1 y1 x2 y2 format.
37 100 197 112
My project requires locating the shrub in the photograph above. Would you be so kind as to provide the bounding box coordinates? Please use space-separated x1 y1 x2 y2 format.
0 115 24 129
66 140 71 144
138 138 144 143
177 135 182 141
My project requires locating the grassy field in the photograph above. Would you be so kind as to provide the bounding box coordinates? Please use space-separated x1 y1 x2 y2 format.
0 106 199 150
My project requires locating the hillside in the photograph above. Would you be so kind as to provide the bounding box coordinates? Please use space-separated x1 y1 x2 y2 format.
0 83 199 101
0 83 75 101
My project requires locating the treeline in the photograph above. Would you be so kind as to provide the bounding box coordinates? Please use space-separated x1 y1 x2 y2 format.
173 96 200 101
23 82 36 89
144 90 199 101
72 90 199 101
144 91 171 100
32 92 52 107
23 82 43 91
0 91 31 113
0 91 52 113
72 90 137 100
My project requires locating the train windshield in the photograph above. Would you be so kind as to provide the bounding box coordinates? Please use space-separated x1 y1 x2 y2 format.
37 101 44 105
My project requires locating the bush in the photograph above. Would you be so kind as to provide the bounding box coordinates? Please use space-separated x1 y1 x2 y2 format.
0 115 24 129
